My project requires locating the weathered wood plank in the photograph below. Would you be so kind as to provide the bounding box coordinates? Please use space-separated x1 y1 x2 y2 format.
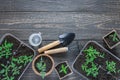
0 12 118 25
0 12 120 40
0 0 120 13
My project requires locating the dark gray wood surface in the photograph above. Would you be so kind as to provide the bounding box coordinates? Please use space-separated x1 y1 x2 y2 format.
0 0 120 80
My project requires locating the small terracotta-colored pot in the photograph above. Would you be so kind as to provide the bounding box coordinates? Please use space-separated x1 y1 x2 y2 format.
32 54 54 77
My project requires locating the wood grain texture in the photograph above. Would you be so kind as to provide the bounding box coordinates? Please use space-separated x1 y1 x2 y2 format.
0 0 120 80
0 0 120 13
0 12 120 40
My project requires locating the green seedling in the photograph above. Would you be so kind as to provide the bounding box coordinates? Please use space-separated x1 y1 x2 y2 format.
81 46 102 77
36 57 46 79
0 64 11 80
84 46 100 59
109 32 119 42
83 46 105 61
0 40 13 59
12 55 33 66
98 53 105 58
85 57 94 64
118 69 120 73
0 55 33 79
106 61 116 73
59 64 68 75
82 62 99 77
0 39 33 80
0 59 22 79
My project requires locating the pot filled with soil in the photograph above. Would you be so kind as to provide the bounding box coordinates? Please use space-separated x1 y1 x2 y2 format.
32 54 54 79
103 29 120 49
73 41 120 80
55 61 73 80
0 33 35 80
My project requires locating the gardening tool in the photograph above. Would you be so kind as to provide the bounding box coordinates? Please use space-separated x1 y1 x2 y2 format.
38 33 75 53
44 47 68 55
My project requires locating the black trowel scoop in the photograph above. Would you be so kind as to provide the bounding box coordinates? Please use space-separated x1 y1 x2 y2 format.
38 33 75 53
59 33 75 46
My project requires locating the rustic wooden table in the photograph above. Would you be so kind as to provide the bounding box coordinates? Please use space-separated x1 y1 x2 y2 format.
0 0 120 80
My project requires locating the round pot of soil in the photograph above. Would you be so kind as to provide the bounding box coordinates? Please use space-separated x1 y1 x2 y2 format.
32 54 54 79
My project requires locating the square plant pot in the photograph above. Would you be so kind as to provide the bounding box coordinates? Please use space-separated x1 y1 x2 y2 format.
0 33 35 80
73 41 120 80
55 61 73 80
103 29 120 49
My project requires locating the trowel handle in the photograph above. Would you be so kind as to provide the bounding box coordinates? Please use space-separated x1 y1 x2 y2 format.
44 47 68 55
38 40 60 53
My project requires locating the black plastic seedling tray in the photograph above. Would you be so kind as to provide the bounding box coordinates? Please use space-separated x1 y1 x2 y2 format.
0 33 35 80
73 41 120 80
103 30 120 49
55 61 73 80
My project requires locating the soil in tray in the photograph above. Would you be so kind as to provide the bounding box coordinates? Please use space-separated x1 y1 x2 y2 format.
0 34 34 80
102 54 120 79
73 55 100 80
97 68 117 80
55 61 72 79
104 31 120 48
1 35 21 50
73 41 120 80
34 55 53 74
82 42 108 66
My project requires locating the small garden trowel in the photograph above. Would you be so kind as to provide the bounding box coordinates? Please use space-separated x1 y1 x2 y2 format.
38 33 75 53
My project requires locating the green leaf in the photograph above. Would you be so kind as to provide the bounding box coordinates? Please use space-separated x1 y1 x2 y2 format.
59 64 68 74
109 32 119 42
40 72 46 79
0 69 5 74
106 61 117 73
36 57 46 79
9 76 14 80
118 69 120 73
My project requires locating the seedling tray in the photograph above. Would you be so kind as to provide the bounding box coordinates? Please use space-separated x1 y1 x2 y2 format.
103 29 120 49
0 33 35 80
73 41 120 80
55 61 73 80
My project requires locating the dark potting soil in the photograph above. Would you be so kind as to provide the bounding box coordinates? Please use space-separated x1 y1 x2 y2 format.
103 54 120 79
73 54 99 80
35 55 53 73
55 62 72 79
97 68 117 80
73 41 120 80
104 31 120 48
82 42 108 67
0 34 35 80
1 35 21 50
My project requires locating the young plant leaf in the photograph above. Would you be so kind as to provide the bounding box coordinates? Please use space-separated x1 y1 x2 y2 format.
59 64 68 75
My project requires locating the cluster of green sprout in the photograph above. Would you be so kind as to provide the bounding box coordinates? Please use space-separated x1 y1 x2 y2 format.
0 55 33 79
36 57 46 79
0 40 33 79
109 32 119 42
59 64 68 75
82 62 99 77
81 46 105 77
0 40 13 59
106 61 120 74
12 55 33 66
